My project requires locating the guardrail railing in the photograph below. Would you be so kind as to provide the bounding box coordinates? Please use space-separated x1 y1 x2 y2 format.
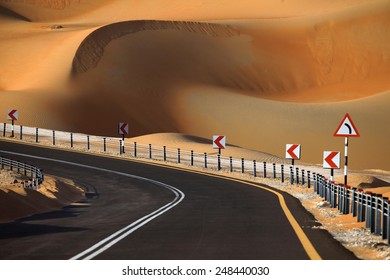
0 156 44 189
1 122 389 244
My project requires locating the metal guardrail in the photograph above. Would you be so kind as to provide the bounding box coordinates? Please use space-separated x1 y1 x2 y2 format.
314 175 390 244
1 122 389 244
0 156 44 189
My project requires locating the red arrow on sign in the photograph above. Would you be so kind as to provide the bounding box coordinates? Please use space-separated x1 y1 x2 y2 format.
287 144 299 159
324 151 340 169
7 109 18 121
118 123 128 135
213 136 225 149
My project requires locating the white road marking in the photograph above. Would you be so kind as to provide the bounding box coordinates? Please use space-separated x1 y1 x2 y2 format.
0 150 185 260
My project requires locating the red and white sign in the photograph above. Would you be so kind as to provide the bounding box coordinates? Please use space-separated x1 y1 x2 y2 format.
7 109 18 121
323 151 341 169
334 113 360 137
213 135 226 149
118 122 129 135
286 144 301 159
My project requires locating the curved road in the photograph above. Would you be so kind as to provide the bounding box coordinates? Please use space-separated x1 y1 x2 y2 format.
0 140 357 260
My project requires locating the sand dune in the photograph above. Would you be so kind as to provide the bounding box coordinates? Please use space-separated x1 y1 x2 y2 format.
0 0 389 171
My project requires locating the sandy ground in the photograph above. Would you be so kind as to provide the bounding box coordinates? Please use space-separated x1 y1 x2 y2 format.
0 0 389 171
0 169 84 223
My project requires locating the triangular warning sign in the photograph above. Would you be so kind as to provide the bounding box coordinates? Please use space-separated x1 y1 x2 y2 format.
334 113 360 137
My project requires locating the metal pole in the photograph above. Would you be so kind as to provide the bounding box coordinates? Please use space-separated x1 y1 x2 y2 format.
163 146 167 161
103 138 106 152
344 137 348 185
204 153 207 168
273 163 276 179
296 167 299 184
302 169 305 185
177 148 180 163
36 127 39 143
2 123 5 137
241 158 244 173
119 140 123 155
253 160 257 177
290 166 294 184
375 195 382 235
70 133 73 148
229 156 233 172
191 150 194 166
218 154 221 171
11 119 14 138
263 162 266 178
281 165 284 183
20 125 23 140
134 142 137 157
52 130 55 145
149 144 152 159
87 136 90 150
122 135 125 154
382 197 388 240
307 171 311 188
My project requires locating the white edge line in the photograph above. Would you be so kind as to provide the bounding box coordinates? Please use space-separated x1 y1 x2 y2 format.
0 150 185 260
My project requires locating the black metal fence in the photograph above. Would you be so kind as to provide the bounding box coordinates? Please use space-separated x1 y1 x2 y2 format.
0 156 44 189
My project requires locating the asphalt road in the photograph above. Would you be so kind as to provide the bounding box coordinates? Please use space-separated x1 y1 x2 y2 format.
0 140 357 260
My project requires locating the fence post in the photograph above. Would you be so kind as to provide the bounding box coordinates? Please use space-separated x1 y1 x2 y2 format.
382 197 388 240
52 130 56 145
20 125 23 140
204 153 207 168
343 187 350 214
351 188 357 217
70 133 73 148
375 194 382 235
177 148 180 163
241 158 244 173
253 160 257 177
134 142 137 157
149 144 152 159
163 146 167 161
263 162 266 178
366 192 372 230
290 166 294 184
229 157 233 172
218 154 221 171
36 127 39 143
272 163 276 179
281 164 284 183
87 136 90 150
103 138 106 152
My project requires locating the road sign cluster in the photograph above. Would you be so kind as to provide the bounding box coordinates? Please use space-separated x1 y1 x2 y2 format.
282 113 359 184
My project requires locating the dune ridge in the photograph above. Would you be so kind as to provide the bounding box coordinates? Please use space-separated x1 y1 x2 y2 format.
72 20 239 74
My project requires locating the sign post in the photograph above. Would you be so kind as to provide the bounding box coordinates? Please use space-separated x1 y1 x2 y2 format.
118 122 129 154
7 109 18 138
213 135 226 171
285 144 301 166
333 113 360 185
323 151 341 181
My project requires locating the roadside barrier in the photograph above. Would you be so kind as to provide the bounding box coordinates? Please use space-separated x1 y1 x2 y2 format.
0 156 44 189
1 123 388 244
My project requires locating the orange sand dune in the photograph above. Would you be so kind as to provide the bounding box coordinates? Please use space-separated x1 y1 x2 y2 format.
0 0 389 171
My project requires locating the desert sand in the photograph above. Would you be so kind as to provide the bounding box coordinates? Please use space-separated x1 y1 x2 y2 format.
0 170 84 223
0 0 390 258
0 0 389 172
